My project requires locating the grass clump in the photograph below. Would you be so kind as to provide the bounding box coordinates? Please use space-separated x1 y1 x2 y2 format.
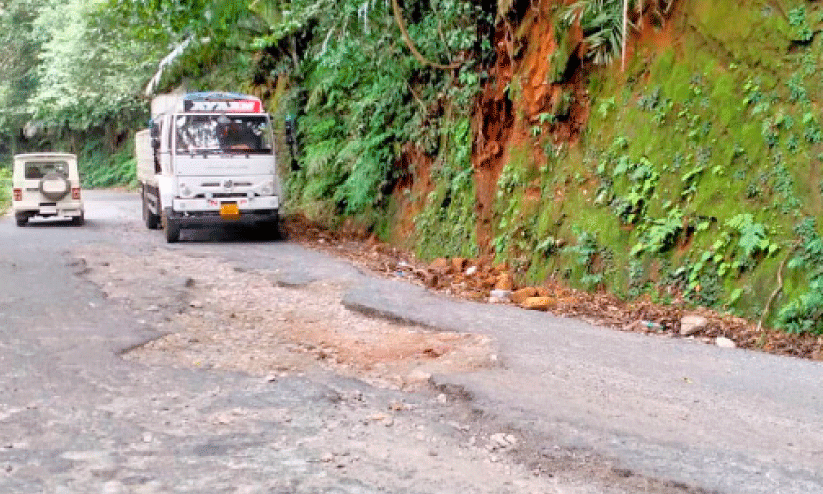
0 166 11 214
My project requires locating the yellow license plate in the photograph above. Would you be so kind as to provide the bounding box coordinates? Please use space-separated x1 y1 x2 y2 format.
219 202 240 219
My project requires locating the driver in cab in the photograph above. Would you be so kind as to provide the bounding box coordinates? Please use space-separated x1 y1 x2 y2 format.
219 119 259 151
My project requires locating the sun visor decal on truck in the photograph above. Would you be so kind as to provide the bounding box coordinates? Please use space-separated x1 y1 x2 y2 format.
184 100 262 113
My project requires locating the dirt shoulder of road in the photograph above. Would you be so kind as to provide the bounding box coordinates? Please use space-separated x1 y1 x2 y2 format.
282 214 823 362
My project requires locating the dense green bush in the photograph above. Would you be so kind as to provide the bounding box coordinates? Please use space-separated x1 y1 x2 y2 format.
264 0 487 226
78 138 137 189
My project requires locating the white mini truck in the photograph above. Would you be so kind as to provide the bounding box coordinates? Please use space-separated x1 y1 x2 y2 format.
11 152 84 226
136 92 282 243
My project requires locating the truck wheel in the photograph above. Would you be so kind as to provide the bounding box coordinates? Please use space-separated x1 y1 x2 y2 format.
262 216 283 240
273 217 286 240
165 221 180 243
71 213 85 226
142 189 160 229
15 214 28 227
162 209 180 243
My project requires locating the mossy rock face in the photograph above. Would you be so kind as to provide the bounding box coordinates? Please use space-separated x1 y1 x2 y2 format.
467 0 823 332
280 0 823 333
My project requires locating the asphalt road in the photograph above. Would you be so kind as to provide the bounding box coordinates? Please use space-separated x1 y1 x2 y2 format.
2 190 822 493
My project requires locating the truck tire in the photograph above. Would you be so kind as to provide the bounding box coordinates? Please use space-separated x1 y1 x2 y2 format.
71 213 85 226
260 215 283 240
142 189 160 229
15 214 28 227
162 209 180 243
272 216 286 240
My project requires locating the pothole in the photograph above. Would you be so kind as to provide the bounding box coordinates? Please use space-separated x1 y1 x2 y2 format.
73 244 498 389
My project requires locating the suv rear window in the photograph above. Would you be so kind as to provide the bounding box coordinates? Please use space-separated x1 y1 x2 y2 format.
25 161 68 179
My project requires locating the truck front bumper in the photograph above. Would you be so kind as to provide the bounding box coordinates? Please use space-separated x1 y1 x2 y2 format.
169 196 279 227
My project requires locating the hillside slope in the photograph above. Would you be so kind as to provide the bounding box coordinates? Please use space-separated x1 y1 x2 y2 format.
279 0 823 334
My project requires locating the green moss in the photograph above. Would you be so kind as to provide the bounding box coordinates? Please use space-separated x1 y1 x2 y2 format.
500 0 823 326
414 117 478 259
490 144 533 258
414 174 479 259
282 0 823 332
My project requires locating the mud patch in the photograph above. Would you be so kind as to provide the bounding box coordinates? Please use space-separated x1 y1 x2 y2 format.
73 245 496 389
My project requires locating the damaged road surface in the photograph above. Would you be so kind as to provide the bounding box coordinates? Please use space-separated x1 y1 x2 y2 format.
1 191 821 493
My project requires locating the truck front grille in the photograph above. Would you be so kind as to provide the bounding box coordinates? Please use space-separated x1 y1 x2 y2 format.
199 181 253 187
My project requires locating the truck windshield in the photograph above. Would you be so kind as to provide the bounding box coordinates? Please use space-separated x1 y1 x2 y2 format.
174 115 273 155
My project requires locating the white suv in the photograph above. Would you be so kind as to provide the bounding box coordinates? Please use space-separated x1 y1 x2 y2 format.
11 153 84 226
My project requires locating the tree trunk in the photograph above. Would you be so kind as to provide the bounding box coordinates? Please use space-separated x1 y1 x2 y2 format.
621 0 629 72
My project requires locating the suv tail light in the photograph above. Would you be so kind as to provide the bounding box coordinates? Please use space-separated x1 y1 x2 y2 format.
71 187 81 200
13 188 22 201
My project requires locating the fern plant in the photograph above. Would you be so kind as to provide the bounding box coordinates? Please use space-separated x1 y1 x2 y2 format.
778 219 823 334
561 0 623 65
630 208 683 256
725 213 778 260
560 0 673 66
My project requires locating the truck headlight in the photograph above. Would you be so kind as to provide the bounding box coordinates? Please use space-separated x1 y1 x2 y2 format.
180 183 191 197
261 180 273 196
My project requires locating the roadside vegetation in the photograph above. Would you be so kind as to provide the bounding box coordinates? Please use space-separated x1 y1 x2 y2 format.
1 0 822 336
533 0 823 332
0 166 10 214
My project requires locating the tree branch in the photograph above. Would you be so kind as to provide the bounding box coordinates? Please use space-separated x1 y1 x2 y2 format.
391 0 461 71
757 249 793 332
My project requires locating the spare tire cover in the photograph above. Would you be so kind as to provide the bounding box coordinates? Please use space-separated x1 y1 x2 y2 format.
39 172 70 201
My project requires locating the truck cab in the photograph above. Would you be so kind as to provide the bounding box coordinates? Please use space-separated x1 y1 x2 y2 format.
137 92 282 243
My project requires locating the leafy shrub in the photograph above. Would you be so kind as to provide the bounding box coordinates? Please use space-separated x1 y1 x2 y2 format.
725 213 778 260
630 209 683 256
778 278 823 334
778 219 823 334
78 138 136 189
415 118 478 259
280 0 484 222
565 230 611 289
0 166 11 214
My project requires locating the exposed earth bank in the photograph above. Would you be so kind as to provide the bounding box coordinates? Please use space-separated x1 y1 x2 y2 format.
284 215 823 361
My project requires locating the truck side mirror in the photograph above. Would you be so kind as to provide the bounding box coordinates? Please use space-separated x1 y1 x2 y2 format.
150 121 160 150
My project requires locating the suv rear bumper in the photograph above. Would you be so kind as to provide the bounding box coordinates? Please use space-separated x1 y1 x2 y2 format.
13 200 84 217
